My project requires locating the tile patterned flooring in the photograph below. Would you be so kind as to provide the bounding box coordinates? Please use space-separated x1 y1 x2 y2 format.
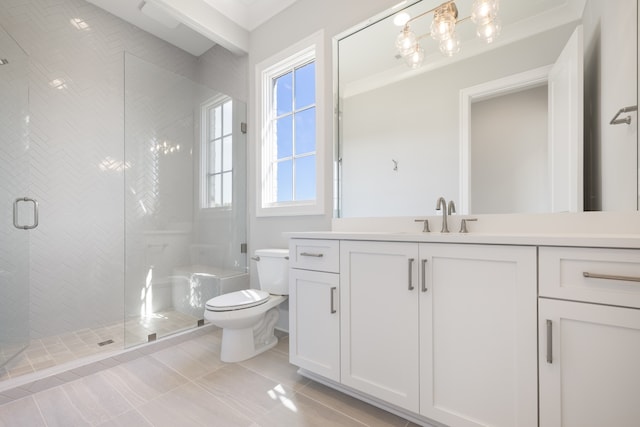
0 310 199 381
0 328 421 426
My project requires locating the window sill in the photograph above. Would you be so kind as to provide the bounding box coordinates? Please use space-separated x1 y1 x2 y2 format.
256 202 325 217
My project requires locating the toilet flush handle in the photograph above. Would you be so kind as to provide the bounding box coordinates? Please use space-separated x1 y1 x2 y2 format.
251 256 260 262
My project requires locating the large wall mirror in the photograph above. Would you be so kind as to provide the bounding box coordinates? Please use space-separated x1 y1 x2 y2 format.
335 0 637 217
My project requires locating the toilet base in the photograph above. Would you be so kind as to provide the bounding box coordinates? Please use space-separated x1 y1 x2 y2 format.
219 307 280 362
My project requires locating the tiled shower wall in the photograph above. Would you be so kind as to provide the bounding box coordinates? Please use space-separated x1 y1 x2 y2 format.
0 0 234 339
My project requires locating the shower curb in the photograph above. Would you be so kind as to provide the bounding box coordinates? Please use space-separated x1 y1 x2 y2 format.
0 324 217 406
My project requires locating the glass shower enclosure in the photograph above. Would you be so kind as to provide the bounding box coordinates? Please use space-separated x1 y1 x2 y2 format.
0 48 246 375
123 53 248 347
0 24 30 368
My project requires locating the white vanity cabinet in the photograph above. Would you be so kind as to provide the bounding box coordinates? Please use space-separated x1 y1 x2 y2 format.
419 244 537 427
338 241 537 425
538 247 640 427
340 241 420 412
288 239 341 381
289 234 640 427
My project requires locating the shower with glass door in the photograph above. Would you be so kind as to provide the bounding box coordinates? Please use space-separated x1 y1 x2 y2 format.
0 24 30 369
0 31 247 379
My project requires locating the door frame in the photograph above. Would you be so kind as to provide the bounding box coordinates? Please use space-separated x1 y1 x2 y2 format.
459 65 552 214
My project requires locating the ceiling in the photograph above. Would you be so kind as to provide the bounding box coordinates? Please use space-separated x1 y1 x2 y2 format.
85 0 298 56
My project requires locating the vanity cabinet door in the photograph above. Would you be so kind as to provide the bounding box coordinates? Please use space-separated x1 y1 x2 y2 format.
289 268 340 381
539 298 640 427
340 241 420 412
419 244 537 427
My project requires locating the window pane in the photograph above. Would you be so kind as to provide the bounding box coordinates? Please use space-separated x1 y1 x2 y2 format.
294 107 315 155
276 115 293 159
294 155 316 201
209 174 222 207
223 171 232 205
276 159 293 202
295 62 315 109
212 105 222 139
222 100 232 135
222 136 232 171
210 139 222 173
274 72 292 116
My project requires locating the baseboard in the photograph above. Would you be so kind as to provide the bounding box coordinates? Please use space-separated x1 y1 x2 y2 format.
297 368 447 427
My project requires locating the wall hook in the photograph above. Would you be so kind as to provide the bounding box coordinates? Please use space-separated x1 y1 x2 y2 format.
392 159 398 171
610 105 637 125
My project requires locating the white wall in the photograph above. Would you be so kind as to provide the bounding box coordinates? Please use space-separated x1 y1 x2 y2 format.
583 0 638 211
471 85 549 214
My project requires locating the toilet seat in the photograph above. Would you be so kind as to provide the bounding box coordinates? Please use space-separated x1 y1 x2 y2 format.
205 289 270 312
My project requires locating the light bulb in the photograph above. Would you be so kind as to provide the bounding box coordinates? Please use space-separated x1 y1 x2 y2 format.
476 17 501 43
395 27 417 56
430 12 456 41
393 12 411 27
404 44 424 69
439 34 461 57
471 0 499 25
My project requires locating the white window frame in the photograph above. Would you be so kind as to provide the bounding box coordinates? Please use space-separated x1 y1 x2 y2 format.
200 94 234 211
256 30 325 217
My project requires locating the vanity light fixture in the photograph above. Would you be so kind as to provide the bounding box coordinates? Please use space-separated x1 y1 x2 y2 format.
395 0 501 68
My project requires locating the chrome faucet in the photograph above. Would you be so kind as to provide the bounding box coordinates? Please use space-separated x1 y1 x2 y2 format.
448 200 456 216
435 197 449 233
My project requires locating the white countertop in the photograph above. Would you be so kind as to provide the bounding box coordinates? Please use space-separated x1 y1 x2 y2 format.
285 231 640 249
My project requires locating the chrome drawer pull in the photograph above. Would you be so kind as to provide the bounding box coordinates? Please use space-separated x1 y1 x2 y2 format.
330 287 337 314
408 258 415 291
546 319 553 364
583 272 640 283
421 259 428 292
300 252 324 258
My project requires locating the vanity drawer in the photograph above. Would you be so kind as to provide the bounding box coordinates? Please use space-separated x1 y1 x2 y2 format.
289 239 339 273
539 246 640 308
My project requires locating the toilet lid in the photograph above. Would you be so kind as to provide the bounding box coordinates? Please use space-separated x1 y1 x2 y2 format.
205 289 270 312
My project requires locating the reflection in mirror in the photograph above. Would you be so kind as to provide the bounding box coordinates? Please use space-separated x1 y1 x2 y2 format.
336 0 637 217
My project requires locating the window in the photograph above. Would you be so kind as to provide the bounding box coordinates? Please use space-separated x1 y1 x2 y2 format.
202 96 233 209
257 31 324 216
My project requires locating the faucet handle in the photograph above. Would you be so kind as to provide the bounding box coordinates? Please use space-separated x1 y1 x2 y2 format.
459 218 478 233
414 219 430 233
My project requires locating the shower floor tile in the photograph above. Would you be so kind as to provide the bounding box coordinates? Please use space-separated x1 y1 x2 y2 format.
0 310 200 382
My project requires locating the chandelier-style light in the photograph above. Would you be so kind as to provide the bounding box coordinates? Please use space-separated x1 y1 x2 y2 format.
395 0 501 68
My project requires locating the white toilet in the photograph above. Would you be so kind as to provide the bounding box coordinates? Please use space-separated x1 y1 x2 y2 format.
204 249 289 362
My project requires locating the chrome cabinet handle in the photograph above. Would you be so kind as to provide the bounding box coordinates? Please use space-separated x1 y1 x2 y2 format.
300 252 323 258
546 319 553 364
421 259 428 292
13 197 38 230
330 286 337 314
583 272 640 283
408 258 415 291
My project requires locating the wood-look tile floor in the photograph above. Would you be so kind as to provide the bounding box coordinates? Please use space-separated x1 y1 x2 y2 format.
0 329 420 426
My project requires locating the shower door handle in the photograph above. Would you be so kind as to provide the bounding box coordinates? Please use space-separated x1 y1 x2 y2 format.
13 197 39 230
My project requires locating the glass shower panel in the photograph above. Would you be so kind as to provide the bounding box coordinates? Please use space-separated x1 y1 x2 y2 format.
0 26 30 367
124 53 247 347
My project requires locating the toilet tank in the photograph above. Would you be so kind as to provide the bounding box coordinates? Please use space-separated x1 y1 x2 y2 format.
255 249 289 295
